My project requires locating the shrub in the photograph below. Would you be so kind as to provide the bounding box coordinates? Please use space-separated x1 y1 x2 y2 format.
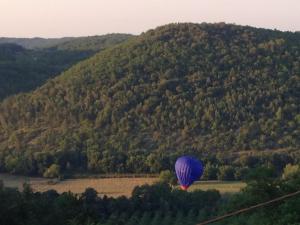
43 164 61 178
282 164 300 180
203 163 219 180
234 167 250 180
217 166 236 181
159 170 178 186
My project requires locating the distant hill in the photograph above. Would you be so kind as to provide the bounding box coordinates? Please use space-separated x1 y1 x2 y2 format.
0 23 299 175
52 34 133 51
0 34 132 99
0 37 74 49
0 34 132 50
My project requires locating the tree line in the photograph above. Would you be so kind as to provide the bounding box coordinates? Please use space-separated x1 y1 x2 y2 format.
1 164 300 225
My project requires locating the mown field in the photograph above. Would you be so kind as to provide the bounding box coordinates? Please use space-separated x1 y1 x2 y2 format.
0 173 245 197
190 181 246 193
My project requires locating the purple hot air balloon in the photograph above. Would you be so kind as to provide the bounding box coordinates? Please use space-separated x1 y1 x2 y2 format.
175 156 204 190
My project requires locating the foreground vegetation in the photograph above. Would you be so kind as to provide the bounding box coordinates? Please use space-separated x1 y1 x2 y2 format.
1 166 300 225
0 23 299 177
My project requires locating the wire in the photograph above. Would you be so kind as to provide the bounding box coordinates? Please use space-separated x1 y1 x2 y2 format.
197 190 300 225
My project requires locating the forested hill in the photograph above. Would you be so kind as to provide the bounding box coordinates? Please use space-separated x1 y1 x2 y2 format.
0 37 74 49
0 34 132 99
51 34 133 51
0 23 299 175
0 34 132 50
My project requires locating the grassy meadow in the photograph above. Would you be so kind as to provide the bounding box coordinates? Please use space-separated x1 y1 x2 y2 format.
0 173 157 197
189 181 246 193
0 173 245 197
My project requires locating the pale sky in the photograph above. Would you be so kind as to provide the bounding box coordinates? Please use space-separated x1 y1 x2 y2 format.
1 0 299 38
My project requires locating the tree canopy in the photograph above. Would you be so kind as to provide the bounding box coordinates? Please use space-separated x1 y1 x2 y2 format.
0 34 132 99
0 23 299 175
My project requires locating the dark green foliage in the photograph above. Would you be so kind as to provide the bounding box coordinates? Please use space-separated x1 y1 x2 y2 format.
43 164 60 178
0 37 74 49
0 34 132 50
139 212 152 225
0 182 220 225
0 23 299 175
0 34 131 99
159 170 178 186
238 155 261 168
52 34 133 51
1 173 300 225
217 165 236 181
173 212 184 225
160 211 173 225
214 170 300 225
282 164 300 180
203 162 219 180
149 211 162 225
124 212 140 225
234 167 250 180
245 166 277 182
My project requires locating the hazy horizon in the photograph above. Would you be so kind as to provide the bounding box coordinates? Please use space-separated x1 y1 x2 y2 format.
1 0 300 38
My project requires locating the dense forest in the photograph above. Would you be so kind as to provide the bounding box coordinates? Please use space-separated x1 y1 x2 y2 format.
0 34 132 99
1 165 300 225
0 23 299 176
52 34 133 51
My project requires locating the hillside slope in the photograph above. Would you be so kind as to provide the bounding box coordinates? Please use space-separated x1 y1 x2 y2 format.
0 37 74 49
52 34 133 51
0 23 299 175
0 34 132 99
0 34 132 50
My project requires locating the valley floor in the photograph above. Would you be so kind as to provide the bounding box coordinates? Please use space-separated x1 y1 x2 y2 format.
0 173 245 197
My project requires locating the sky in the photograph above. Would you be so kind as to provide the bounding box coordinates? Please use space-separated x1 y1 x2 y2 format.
1 0 299 38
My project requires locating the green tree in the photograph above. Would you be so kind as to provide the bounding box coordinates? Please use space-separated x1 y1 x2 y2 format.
160 211 173 225
150 211 162 225
159 170 177 186
203 163 219 180
282 164 300 180
43 164 61 178
217 166 236 181
234 167 250 180
173 211 184 225
139 212 152 225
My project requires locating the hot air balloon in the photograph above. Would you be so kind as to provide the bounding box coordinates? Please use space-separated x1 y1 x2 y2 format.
175 156 204 190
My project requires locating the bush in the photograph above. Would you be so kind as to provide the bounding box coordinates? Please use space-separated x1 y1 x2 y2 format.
238 155 260 168
282 164 300 180
203 163 219 180
159 170 178 186
234 167 250 180
245 166 276 182
43 164 61 178
217 166 236 181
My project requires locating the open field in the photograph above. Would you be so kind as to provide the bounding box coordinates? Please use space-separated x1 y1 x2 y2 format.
0 173 246 197
0 173 158 197
189 181 246 193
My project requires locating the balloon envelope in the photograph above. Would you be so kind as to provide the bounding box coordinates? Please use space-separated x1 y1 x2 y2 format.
175 156 204 190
